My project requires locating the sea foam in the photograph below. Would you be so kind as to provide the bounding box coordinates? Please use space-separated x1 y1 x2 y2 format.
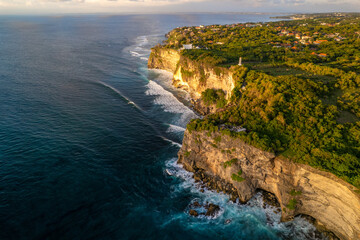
145 79 197 127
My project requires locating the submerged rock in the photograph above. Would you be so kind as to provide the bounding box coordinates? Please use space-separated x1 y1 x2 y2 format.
225 219 232 224
261 190 280 208
189 209 199 217
205 203 220 217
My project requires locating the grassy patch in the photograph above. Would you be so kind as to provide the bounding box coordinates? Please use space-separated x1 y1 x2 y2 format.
286 199 297 210
214 135 221 144
290 189 302 196
184 151 191 157
337 110 359 124
223 158 238 168
231 170 245 182
211 143 218 148
181 68 194 78
252 63 336 83
253 64 308 76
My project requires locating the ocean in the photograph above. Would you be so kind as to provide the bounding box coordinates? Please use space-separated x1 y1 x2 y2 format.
0 14 324 240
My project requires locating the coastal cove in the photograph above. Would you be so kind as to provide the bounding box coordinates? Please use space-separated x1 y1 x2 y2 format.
0 14 355 240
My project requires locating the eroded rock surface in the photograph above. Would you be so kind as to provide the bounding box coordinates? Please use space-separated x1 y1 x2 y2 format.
179 130 360 240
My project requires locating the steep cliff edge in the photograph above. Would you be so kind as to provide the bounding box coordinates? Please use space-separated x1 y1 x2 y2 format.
178 130 360 240
172 58 235 101
148 47 238 114
148 47 180 73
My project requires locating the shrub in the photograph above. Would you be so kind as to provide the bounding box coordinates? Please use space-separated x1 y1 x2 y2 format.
201 89 227 108
231 170 245 182
223 158 238 168
214 135 222 144
286 199 297 210
211 143 218 148
290 189 302 196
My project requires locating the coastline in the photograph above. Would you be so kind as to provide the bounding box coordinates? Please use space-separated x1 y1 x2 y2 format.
147 30 360 240
147 65 359 240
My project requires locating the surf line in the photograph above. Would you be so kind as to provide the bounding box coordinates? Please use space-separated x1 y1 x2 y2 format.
96 81 143 112
159 136 182 148
98 80 183 147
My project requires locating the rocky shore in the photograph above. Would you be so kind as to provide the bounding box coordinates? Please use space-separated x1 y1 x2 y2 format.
185 153 340 240
177 130 360 240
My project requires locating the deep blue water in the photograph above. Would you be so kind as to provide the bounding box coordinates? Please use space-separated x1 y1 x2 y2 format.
0 14 323 240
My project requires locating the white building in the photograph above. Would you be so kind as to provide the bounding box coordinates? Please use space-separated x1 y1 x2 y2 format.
182 44 193 50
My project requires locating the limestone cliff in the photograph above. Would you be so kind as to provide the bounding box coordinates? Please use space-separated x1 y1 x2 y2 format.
148 47 180 73
178 130 360 240
148 47 237 114
172 59 235 101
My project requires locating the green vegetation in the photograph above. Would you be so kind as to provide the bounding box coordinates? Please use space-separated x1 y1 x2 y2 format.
180 68 194 78
231 170 245 182
290 189 302 196
211 143 218 148
162 13 360 189
184 151 191 157
214 135 222 144
201 89 227 108
286 199 298 210
223 158 238 168
188 69 360 188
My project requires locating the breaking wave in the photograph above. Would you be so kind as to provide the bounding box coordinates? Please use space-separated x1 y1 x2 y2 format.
96 81 143 111
145 80 197 127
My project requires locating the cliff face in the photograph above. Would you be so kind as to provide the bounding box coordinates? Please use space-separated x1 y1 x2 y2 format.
148 47 180 73
172 60 235 101
148 47 235 103
178 130 360 240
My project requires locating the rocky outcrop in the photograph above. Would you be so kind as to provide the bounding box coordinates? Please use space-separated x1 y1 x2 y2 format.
148 47 238 114
172 60 235 101
178 130 360 240
148 47 181 73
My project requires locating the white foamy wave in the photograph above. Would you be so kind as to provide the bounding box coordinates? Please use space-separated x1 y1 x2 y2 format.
128 35 152 61
167 124 186 133
165 158 195 191
136 35 149 47
97 81 142 111
160 137 182 148
130 50 148 57
148 69 192 102
130 51 141 57
145 80 197 126
149 69 174 81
